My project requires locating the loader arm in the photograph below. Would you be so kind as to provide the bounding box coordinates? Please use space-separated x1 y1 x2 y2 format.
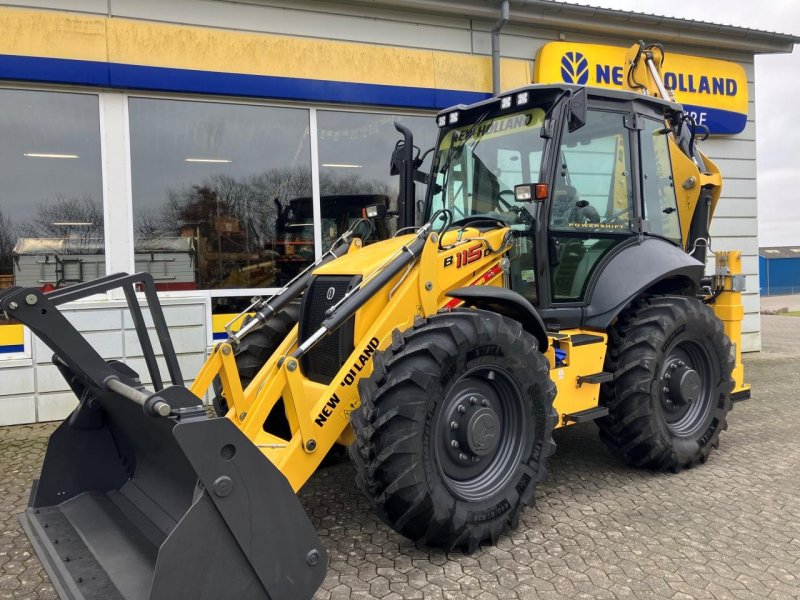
195 221 517 491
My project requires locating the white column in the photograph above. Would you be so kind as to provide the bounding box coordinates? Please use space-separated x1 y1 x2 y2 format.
99 92 135 281
309 108 323 259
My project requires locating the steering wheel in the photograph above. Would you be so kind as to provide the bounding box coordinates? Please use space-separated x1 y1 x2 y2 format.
584 206 631 231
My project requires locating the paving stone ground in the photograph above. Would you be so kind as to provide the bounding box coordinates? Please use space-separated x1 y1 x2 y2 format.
2 316 799 599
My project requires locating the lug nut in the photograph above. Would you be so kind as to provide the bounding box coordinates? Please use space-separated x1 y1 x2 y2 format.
450 421 459 430
665 373 671 380
459 452 469 461
471 456 480 463
457 405 466 414
469 396 477 405
663 386 670 394
451 440 460 449
671 363 678 370
481 399 490 407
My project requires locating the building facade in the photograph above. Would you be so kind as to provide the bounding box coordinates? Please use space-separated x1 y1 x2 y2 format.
0 0 797 424
759 247 800 296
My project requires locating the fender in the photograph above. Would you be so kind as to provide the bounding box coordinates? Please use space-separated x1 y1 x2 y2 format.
584 237 704 329
445 287 549 351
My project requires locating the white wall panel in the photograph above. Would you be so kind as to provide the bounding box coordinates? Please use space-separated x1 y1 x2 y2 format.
742 332 760 353
122 303 206 329
124 326 206 357
0 366 35 396
0 395 36 426
37 392 79 422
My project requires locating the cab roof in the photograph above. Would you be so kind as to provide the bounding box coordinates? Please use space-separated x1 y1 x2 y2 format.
436 83 683 120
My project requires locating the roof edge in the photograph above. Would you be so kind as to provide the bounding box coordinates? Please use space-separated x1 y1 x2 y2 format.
345 0 800 54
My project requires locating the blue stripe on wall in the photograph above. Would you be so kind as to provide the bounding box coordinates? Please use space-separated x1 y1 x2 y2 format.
680 104 748 136
0 344 25 354
0 54 491 110
0 54 110 87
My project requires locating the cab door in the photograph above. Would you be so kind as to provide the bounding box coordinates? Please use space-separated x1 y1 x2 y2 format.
546 109 636 304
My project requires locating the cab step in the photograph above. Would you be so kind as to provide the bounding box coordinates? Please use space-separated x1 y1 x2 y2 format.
562 406 609 424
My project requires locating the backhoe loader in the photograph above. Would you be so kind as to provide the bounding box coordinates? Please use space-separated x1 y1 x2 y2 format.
4 41 749 599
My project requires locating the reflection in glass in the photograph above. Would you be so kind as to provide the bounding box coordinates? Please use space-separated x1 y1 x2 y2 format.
129 98 312 295
317 111 436 250
0 90 103 291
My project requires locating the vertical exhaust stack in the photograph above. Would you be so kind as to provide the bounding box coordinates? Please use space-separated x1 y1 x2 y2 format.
2 274 326 600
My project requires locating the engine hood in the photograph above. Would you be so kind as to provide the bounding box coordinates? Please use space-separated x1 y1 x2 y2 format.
312 234 418 278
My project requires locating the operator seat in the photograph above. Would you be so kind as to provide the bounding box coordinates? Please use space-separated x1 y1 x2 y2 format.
550 186 601 299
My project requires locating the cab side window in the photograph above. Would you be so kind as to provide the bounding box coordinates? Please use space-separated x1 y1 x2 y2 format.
640 118 681 244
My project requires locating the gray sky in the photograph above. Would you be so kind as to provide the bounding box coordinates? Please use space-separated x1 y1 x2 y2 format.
559 0 800 246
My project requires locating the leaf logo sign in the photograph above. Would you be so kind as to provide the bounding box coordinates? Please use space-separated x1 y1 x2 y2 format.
560 51 589 85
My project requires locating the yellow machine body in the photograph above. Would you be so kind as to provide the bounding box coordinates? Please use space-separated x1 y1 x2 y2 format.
192 226 625 490
193 232 748 492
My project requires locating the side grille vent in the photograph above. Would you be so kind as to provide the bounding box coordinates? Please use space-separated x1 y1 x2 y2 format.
298 275 361 383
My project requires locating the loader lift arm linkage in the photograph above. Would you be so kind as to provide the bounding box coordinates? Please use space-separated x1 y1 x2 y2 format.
10 40 749 600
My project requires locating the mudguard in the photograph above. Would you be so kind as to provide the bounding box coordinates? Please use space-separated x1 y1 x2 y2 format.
584 237 704 329
445 286 549 351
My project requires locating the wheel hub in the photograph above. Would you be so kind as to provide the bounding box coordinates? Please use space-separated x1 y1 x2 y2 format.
465 407 500 456
663 359 701 407
448 394 501 462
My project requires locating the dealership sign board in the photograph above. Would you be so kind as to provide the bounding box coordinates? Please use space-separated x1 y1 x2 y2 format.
534 42 749 135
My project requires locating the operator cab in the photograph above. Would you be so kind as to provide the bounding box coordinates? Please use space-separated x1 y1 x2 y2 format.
423 84 687 329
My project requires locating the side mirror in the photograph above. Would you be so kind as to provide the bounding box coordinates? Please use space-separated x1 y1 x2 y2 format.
567 88 587 132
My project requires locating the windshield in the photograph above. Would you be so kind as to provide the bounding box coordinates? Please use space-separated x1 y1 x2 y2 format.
428 108 547 222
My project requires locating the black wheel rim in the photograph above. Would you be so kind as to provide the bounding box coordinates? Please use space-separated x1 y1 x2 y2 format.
433 366 528 502
658 338 714 437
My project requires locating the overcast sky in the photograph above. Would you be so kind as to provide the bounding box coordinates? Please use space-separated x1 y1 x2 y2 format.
558 0 800 246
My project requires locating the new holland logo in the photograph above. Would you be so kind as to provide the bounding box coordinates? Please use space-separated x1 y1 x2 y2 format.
560 51 589 85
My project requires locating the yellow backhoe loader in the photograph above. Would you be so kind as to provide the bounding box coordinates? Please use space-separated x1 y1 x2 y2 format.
4 42 749 599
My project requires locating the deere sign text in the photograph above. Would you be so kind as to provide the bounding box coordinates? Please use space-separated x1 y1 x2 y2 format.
535 42 749 135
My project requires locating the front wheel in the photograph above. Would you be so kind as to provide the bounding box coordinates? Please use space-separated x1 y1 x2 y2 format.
350 310 557 552
598 295 735 471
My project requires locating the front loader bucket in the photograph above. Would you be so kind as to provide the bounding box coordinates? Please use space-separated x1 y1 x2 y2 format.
1 275 326 600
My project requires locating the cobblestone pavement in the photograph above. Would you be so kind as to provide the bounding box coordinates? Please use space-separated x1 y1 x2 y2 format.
2 347 799 599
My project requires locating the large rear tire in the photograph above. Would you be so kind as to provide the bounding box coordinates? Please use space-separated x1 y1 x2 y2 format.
350 310 557 552
212 303 299 417
598 295 735 471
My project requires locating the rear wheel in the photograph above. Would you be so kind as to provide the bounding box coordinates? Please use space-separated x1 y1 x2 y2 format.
212 303 299 417
598 295 735 471
350 310 557 552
